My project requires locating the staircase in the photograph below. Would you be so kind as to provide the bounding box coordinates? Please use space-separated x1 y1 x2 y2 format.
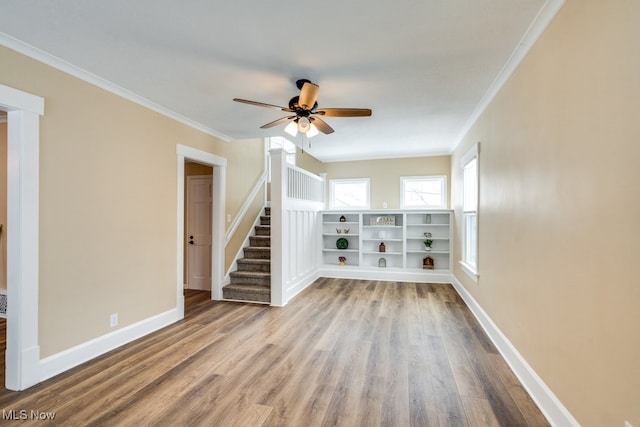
223 207 271 303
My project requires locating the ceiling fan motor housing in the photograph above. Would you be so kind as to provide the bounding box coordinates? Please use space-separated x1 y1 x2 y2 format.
288 96 317 115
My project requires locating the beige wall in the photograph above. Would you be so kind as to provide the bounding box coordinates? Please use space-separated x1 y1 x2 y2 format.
0 45 265 357
451 1 639 425
295 148 325 176
322 156 450 209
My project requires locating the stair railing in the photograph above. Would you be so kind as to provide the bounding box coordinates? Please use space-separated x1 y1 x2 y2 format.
269 148 324 306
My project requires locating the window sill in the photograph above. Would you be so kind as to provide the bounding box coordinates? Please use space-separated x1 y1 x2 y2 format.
459 261 479 283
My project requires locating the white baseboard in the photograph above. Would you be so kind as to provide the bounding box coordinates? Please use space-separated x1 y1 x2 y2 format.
450 275 579 427
280 268 321 306
39 308 182 383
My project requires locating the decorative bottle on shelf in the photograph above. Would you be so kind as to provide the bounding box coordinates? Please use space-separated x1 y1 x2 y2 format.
379 242 386 252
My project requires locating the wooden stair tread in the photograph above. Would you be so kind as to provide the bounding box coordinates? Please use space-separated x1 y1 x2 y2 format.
229 271 270 278
237 259 270 264
227 206 271 304
223 284 270 293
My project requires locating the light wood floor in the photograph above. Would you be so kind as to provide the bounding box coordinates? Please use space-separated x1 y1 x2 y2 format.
0 279 549 426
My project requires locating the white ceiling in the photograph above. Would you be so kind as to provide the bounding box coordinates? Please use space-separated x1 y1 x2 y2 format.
0 1 560 162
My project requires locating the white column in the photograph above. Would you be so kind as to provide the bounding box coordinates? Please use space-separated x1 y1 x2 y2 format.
269 148 287 306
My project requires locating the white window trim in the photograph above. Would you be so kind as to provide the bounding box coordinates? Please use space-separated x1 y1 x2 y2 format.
400 175 448 209
460 260 479 282
329 178 371 210
460 142 480 282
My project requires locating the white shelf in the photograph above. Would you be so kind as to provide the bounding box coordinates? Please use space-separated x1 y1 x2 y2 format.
321 209 452 277
406 237 449 240
325 221 359 225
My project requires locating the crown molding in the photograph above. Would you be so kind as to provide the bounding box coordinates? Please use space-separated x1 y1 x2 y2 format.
451 0 566 152
0 32 233 142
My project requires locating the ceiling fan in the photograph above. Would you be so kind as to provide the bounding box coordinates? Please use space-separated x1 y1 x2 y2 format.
233 79 372 137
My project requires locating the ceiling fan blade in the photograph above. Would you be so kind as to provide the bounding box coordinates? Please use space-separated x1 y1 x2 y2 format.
315 108 372 117
260 116 296 129
233 98 292 112
298 82 319 110
310 117 334 134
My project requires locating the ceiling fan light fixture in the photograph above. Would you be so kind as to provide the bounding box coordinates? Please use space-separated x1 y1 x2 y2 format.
284 120 298 137
297 117 311 133
307 123 319 138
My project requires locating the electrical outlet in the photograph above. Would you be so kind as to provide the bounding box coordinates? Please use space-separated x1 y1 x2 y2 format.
227 214 231 223
110 313 118 328
382 201 388 208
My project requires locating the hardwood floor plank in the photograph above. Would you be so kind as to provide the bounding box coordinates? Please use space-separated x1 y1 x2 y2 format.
488 353 551 426
0 281 550 427
425 334 469 426
229 403 272 427
408 344 438 427
461 396 502 427
446 303 531 427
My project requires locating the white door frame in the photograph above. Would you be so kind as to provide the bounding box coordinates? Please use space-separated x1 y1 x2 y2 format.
176 145 226 310
0 84 44 390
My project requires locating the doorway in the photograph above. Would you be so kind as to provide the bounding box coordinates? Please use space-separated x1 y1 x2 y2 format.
176 145 226 318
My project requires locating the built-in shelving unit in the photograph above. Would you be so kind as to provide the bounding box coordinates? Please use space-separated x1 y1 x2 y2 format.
321 213 360 266
320 210 452 282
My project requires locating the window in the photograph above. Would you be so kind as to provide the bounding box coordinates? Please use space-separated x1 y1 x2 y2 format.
400 176 447 209
329 178 370 209
267 136 296 181
461 143 479 279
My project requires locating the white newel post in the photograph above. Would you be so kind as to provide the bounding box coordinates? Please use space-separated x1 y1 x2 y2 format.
319 173 328 210
269 148 286 306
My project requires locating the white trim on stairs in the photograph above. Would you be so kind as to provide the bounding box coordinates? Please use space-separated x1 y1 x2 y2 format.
225 170 267 244
224 207 268 283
